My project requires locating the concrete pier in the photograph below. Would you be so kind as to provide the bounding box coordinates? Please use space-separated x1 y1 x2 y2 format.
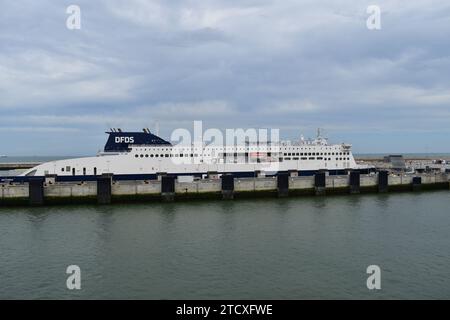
161 176 175 202
378 170 389 193
314 172 326 196
97 174 112 204
1 172 449 206
277 173 289 197
29 177 45 206
221 174 234 200
412 176 422 191
349 171 361 194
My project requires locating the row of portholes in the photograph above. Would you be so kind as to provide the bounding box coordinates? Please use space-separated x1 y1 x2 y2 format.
135 154 170 158
135 154 212 158
283 157 350 161
284 152 350 156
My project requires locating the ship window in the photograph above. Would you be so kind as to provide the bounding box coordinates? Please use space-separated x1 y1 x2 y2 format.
140 154 144 158
155 154 159 157
161 154 165 157
179 154 183 157
145 154 149 158
301 157 307 160
72 168 75 176
66 166 71 171
309 157 315 160
61 168 64 172
151 154 154 157
94 167 97 175
135 154 138 158
190 154 193 157
317 157 323 160
285 157 291 160
279 158 283 162
83 168 86 175
293 157 299 160
165 154 169 158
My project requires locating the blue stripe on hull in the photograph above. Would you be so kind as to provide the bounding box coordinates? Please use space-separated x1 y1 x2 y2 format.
0 168 373 183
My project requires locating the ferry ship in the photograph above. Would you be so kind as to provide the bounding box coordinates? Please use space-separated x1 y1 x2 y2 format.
21 128 373 180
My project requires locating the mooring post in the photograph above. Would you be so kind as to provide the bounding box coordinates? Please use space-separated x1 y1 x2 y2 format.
314 171 326 195
412 176 422 192
97 173 113 204
378 170 389 193
349 171 360 194
221 174 234 200
277 172 289 197
161 175 175 202
29 177 45 206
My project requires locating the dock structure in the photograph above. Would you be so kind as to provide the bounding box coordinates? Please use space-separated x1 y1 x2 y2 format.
0 163 41 171
1 172 449 206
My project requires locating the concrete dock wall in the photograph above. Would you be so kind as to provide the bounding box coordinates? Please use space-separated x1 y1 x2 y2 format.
1 172 449 206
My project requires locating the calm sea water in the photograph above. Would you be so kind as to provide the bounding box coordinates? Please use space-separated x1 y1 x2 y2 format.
1 191 450 299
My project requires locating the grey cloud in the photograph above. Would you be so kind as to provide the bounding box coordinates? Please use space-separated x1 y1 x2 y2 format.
1 0 450 154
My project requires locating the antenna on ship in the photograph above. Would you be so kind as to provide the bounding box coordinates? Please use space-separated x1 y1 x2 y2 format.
155 120 160 136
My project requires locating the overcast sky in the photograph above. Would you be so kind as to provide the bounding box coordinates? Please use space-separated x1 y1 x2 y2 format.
1 0 450 155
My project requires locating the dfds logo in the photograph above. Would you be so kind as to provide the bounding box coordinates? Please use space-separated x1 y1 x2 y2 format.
115 136 135 144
